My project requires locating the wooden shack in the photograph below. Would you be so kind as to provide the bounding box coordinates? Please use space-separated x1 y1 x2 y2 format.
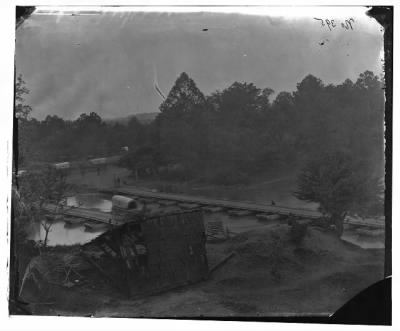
81 209 209 297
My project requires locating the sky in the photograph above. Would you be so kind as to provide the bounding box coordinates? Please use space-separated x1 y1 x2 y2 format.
15 7 384 120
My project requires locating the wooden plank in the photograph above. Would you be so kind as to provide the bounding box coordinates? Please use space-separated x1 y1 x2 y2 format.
158 200 177 206
256 214 281 221
202 206 224 213
138 197 156 203
209 252 236 274
227 209 253 217
205 220 227 239
178 203 201 210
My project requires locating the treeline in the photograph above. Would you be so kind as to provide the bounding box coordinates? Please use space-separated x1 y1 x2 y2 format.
17 112 153 165
18 70 384 184
123 70 384 183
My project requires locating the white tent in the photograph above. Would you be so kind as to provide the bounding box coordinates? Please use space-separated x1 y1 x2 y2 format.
89 158 107 165
112 195 138 210
54 162 70 170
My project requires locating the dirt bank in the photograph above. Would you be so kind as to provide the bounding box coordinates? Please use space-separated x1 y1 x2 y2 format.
27 223 384 317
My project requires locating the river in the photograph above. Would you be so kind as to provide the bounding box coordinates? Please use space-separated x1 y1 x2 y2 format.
28 192 384 249
28 193 112 246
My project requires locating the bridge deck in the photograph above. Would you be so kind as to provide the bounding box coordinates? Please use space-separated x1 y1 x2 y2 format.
43 188 384 229
43 204 111 223
102 187 322 219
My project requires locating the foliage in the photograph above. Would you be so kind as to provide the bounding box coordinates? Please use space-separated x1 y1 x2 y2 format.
15 74 34 167
160 72 206 117
17 166 70 248
158 72 209 164
18 70 384 189
18 112 147 165
294 151 384 235
15 75 32 120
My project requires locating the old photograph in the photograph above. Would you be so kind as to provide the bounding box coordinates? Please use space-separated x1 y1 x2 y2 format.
11 5 389 323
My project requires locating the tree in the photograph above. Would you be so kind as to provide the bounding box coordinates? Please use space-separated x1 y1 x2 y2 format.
159 72 206 118
15 74 34 167
18 166 70 248
158 72 208 164
119 146 159 179
257 87 275 111
15 74 32 120
294 151 383 236
291 74 331 157
353 71 385 173
212 82 264 127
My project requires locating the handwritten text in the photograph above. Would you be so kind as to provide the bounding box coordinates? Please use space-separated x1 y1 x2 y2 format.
314 18 355 31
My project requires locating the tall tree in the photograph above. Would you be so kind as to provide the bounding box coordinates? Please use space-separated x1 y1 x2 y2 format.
158 72 208 164
159 72 206 118
15 75 34 167
294 151 383 236
213 82 263 127
15 74 32 120
294 75 328 152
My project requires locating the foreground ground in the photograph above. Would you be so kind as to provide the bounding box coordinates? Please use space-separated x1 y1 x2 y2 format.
27 223 384 318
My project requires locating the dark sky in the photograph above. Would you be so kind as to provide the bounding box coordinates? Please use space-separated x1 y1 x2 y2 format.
15 8 383 120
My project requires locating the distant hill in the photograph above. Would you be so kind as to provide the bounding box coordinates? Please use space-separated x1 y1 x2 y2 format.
105 112 159 125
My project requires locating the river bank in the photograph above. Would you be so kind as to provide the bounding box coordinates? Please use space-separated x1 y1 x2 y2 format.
27 223 384 317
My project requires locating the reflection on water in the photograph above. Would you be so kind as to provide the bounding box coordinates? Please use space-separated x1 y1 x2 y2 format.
28 193 112 246
342 226 385 249
27 221 105 246
27 192 384 250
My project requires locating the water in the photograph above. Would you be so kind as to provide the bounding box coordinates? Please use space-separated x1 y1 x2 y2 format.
28 193 113 246
342 226 385 249
28 221 104 246
27 191 384 250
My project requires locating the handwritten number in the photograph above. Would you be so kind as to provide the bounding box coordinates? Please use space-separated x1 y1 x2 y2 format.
342 19 354 30
346 19 354 30
325 19 332 31
314 18 325 27
315 17 353 31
